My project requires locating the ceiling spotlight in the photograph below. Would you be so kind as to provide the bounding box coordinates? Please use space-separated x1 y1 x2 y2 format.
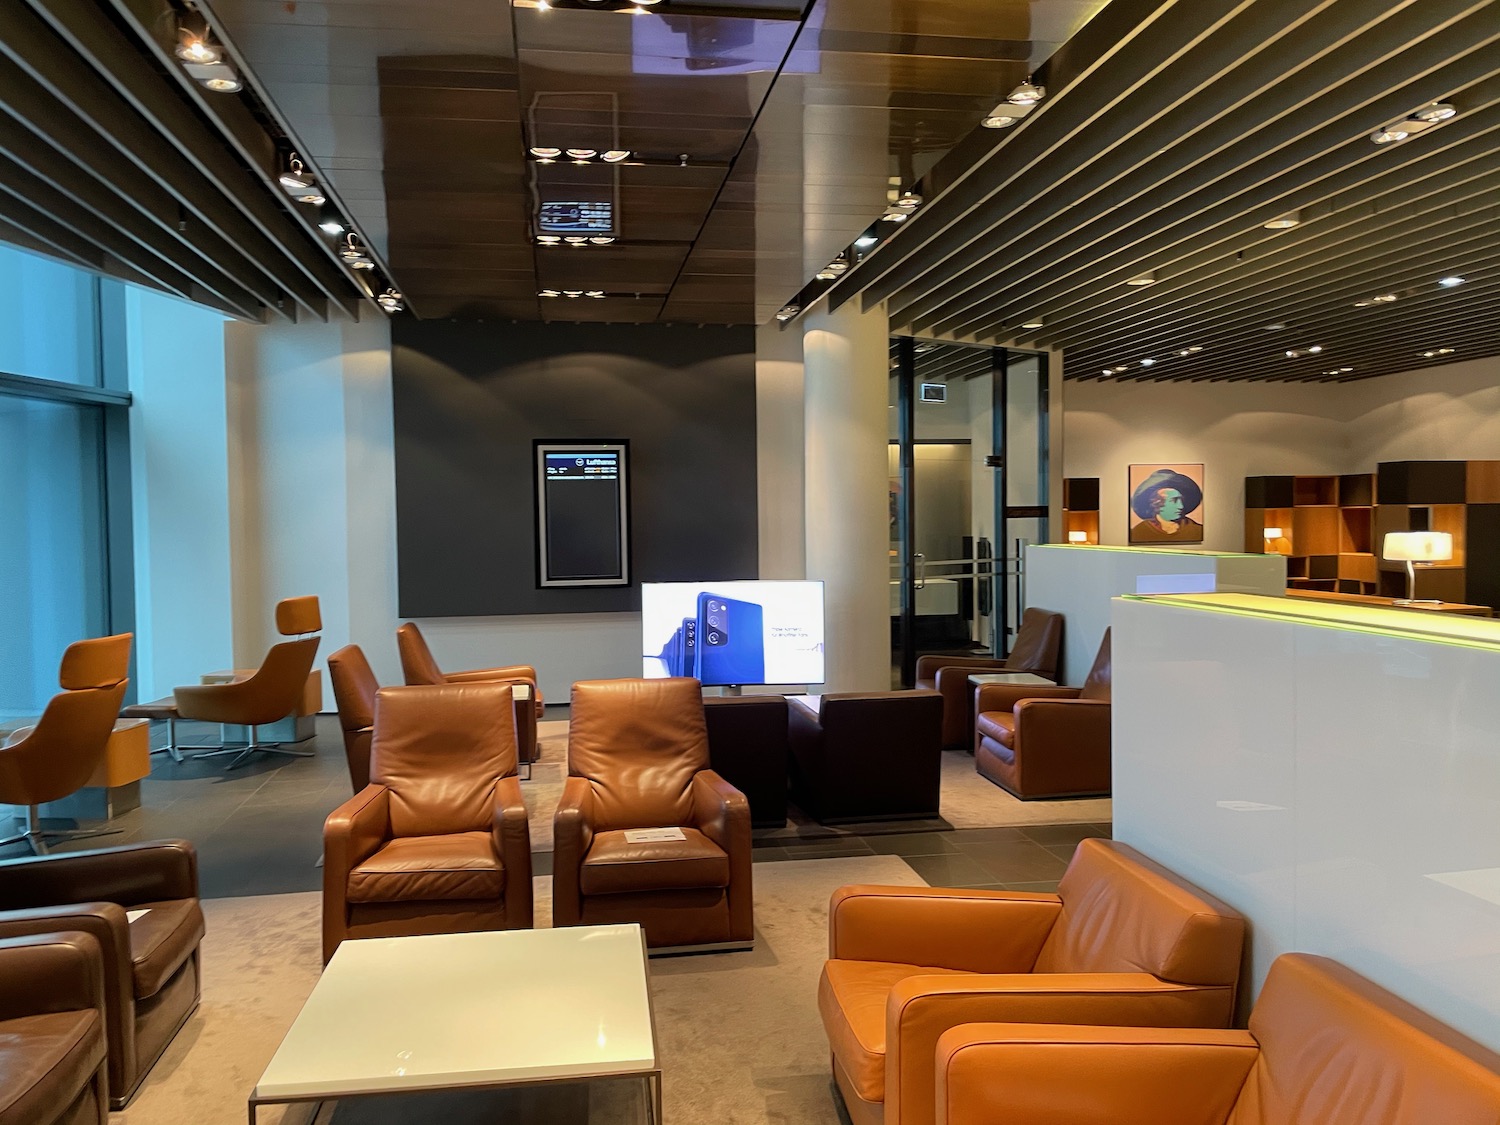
349 257 373 269
816 269 837 280
1263 323 1288 331
1125 271 1157 286
854 234 878 249
377 289 404 313
1263 212 1301 229
201 74 243 92
566 148 598 160
601 150 631 162
828 260 849 273
1139 358 1156 367
539 289 561 297
982 104 1028 129
775 304 800 322
586 290 607 299
530 146 562 159
588 236 616 245
1353 293 1399 307
175 32 221 65
536 234 562 245
1007 78 1046 106
1174 346 1204 356
1413 102 1457 123
1421 347 1456 358
1438 276 1465 287
339 235 373 270
564 235 588 245
563 290 584 298
317 213 346 236
279 156 315 193
895 191 922 209
1371 126 1409 145
1101 366 1129 376
880 209 908 222
1285 346 1323 358
1020 319 1043 329
537 0 550 8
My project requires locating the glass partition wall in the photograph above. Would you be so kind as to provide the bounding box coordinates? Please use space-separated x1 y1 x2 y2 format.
889 338 1049 688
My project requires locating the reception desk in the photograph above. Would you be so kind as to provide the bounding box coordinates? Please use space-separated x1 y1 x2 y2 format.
1113 591 1500 1051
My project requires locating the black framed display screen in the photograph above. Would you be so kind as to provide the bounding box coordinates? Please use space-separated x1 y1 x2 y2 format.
536 441 630 588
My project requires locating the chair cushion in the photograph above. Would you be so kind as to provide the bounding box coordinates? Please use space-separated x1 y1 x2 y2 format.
580 828 729 895
818 959 975 1104
347 832 503 904
975 711 1016 749
129 898 206 999
0 1010 102 1125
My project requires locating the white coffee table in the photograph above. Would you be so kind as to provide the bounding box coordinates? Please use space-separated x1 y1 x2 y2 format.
966 672 1055 688
248 925 660 1124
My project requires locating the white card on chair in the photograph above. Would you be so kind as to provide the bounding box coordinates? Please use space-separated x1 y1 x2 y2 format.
623 828 686 844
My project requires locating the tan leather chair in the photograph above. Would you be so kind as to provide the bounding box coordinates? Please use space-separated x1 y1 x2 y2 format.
933 953 1500 1125
0 840 205 1109
915 608 1063 749
0 633 132 855
554 678 752 952
173 596 321 770
327 645 378 792
819 838 1245 1125
974 628 1111 799
787 691 942 824
396 622 542 764
0 931 109 1125
322 683 532 964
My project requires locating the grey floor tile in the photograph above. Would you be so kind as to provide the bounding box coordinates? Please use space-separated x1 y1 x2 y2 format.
948 826 1030 845
858 832 959 858
1019 823 1110 849
899 853 998 888
963 840 1071 884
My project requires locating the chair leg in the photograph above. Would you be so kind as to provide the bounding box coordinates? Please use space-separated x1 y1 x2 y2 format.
0 807 121 855
147 717 184 763
220 726 315 771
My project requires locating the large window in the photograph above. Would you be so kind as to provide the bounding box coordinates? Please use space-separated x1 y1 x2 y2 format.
0 245 129 720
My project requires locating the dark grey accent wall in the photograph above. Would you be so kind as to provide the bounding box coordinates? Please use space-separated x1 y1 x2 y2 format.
393 320 758 617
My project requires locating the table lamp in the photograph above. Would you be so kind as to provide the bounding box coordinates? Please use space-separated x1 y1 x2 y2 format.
1263 527 1284 553
1068 530 1089 543
1382 531 1452 602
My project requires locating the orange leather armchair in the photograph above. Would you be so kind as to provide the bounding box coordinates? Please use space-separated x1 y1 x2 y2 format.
819 838 1245 1125
0 633 132 855
554 678 752 952
974 628 1111 799
0 931 109 1125
915 608 1063 749
932 953 1500 1125
327 644 378 792
322 683 532 964
396 622 542 763
0 840 205 1109
173 596 321 770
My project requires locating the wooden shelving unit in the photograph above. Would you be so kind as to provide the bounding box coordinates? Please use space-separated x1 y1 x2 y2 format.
1062 477 1100 544
1245 474 1377 594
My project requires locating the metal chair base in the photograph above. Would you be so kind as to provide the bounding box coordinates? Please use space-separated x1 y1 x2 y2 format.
186 726 315 770
0 806 122 855
148 717 185 763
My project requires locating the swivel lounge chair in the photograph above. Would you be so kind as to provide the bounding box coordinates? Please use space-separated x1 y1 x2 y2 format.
554 678 752 952
0 633 132 855
327 644 379 792
915 607 1063 749
173 596 321 770
322 683 532 964
396 622 542 765
0 840 205 1109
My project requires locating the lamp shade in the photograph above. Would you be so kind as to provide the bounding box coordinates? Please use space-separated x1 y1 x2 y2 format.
1382 531 1453 563
1263 527 1284 539
1068 531 1088 543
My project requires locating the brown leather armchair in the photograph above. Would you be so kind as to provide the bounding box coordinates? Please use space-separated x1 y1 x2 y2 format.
0 633 132 855
915 608 1063 749
788 691 942 824
554 678 752 952
173 596 321 770
327 644 378 792
0 840 205 1109
819 838 1245 1125
322 683 532 964
0 931 109 1125
932 953 1500 1125
396 622 542 763
703 695 790 829
974 628 1111 799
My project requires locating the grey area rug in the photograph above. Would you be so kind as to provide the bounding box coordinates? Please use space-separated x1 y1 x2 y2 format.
115 855 925 1125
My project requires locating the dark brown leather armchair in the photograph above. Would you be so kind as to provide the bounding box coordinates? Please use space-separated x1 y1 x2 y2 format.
0 840 205 1109
703 695 790 829
322 683 532 964
788 691 943 824
0 633 132 855
915 608 1064 749
327 644 378 792
396 622 542 763
173 596 321 770
0 931 109 1125
554 678 752 952
975 629 1111 799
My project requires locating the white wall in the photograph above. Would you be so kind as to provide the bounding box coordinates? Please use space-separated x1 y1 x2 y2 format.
756 320 806 580
1341 357 1500 466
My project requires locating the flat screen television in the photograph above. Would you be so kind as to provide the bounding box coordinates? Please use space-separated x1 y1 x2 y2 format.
642 581 825 687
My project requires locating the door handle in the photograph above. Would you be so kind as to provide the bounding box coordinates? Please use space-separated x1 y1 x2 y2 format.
914 552 926 589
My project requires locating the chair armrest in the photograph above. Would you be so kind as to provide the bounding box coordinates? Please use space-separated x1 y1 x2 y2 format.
173 679 252 723
0 839 198 907
492 775 532 928
551 776 596 928
446 665 536 685
689 769 750 853
0 932 106 1022
891 973 1242 1125
916 655 1005 680
323 785 391 964
935 1024 1257 1125
975 683 1080 714
828 886 1061 973
1014 697 1111 745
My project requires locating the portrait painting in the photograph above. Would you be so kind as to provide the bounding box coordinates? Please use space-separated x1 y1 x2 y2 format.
1127 464 1205 544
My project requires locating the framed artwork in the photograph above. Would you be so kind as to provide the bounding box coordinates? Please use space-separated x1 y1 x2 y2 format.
1128 463 1205 544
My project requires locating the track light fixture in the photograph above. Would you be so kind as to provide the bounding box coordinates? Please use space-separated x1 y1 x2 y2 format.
1420 347 1456 358
775 304 800 322
277 155 324 204
1284 346 1323 358
982 104 1029 129
895 191 922 210
1371 101 1459 146
377 289 404 313
1353 294 1398 307
854 234 878 249
175 30 221 65
339 234 373 270
566 148 598 160
880 209 908 222
530 146 562 159
175 23 242 93
1006 77 1046 106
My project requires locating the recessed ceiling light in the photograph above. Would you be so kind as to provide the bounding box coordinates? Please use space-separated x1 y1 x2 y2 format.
563 290 584 298
1020 319 1043 329
1174 346 1204 356
539 289 560 297
1438 276 1465 287
586 290 607 299
201 75 243 92
1125 271 1157 286
816 269 837 280
1413 102 1457 123
530 146 561 159
175 34 221 65
589 236 615 245
1263 212 1300 229
1354 293 1399 307
1139 358 1156 366
1371 126 1409 145
982 104 1028 129
895 191 922 210
775 304 801 322
564 236 588 245
1263 323 1288 331
318 217 346 235
601 150 631 162
536 234 562 245
278 157 315 193
854 234 878 249
1007 78 1046 106
1420 347 1456 358
565 148 597 160
881 209 908 222
1285 346 1323 358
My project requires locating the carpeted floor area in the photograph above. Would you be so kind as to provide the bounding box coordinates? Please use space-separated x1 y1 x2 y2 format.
114 855 925 1125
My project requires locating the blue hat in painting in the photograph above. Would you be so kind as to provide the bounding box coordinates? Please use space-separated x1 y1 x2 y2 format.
1131 469 1202 520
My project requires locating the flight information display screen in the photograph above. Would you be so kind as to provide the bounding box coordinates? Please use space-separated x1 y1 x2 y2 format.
535 442 630 588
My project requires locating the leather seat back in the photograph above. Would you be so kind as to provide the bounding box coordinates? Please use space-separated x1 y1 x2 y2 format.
568 678 709 831
1078 629 1112 701
819 691 941 749
371 683 518 836
275 595 322 636
1229 954 1500 1125
1005 608 1063 679
328 645 378 733
1033 838 1243 986
396 622 446 685
58 633 133 690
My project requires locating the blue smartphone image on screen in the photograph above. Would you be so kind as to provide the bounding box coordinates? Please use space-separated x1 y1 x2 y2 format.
695 593 765 686
679 617 698 677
